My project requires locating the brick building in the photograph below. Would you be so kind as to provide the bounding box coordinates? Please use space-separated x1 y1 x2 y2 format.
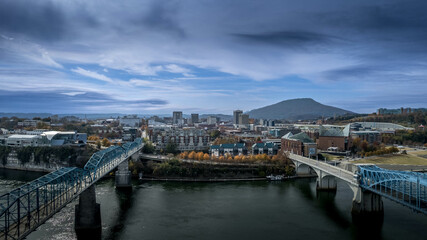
317 125 351 152
281 132 317 157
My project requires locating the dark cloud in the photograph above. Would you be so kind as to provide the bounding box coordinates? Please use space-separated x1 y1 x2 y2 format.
0 0 98 42
234 31 343 49
0 0 65 41
320 65 380 80
141 2 185 38
316 2 427 32
0 90 168 113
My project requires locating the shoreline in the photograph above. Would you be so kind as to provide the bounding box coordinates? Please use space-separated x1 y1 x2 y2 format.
136 175 315 182
0 166 316 183
0 165 54 173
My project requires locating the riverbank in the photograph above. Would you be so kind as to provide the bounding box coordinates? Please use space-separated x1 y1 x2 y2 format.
0 164 55 173
135 158 295 181
136 174 310 182
139 177 269 182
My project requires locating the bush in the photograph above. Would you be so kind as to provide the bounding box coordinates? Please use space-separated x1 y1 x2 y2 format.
16 147 33 165
142 142 155 154
0 146 11 166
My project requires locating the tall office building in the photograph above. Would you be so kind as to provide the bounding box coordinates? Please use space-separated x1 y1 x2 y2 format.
240 114 249 125
207 116 217 125
173 111 183 125
233 110 243 124
191 113 199 124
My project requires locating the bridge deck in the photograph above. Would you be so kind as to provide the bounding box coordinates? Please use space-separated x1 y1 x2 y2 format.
288 153 358 186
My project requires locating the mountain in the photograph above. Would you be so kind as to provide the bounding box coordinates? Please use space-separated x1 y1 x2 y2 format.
246 98 354 121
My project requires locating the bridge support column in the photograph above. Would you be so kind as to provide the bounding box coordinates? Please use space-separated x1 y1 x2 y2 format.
75 185 101 240
351 188 384 221
115 160 132 190
316 172 337 191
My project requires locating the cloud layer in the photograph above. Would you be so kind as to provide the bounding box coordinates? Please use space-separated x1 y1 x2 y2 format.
0 0 426 114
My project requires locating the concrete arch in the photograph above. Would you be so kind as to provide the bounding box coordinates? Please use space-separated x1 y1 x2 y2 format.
292 161 317 176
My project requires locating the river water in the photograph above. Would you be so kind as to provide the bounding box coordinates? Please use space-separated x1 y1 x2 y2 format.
1 169 426 240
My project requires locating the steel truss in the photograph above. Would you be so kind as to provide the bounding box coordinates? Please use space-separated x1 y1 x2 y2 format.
358 165 427 214
0 138 143 240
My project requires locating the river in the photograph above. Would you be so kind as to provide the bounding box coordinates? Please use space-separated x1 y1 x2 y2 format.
0 169 426 240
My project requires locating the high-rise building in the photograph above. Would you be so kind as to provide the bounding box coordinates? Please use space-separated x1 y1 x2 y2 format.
191 113 199 124
207 116 217 125
172 111 183 125
233 110 243 124
240 114 249 125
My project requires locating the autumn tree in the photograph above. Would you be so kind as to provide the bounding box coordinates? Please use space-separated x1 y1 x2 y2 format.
196 152 204 160
179 151 189 159
88 135 100 141
102 138 111 147
188 151 196 160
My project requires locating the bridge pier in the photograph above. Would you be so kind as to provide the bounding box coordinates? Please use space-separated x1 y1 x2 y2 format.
351 187 384 221
316 174 337 191
75 185 102 240
115 159 132 190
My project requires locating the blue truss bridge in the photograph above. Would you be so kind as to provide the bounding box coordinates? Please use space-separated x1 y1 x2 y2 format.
289 153 427 215
0 138 143 240
358 165 427 214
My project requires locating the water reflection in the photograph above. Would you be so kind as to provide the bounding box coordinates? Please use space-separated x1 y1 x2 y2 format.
0 170 425 240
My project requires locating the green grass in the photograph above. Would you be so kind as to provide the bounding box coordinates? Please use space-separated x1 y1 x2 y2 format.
321 153 344 161
409 150 427 158
355 154 427 165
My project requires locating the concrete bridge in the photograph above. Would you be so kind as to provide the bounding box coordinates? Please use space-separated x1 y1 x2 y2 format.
288 152 427 217
0 139 143 240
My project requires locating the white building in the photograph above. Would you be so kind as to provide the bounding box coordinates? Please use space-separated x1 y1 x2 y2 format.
6 135 48 147
119 115 141 127
1 131 87 147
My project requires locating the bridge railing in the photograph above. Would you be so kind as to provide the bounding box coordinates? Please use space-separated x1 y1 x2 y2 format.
0 138 143 240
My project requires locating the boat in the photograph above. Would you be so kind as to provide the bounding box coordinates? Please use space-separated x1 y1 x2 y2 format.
266 174 285 181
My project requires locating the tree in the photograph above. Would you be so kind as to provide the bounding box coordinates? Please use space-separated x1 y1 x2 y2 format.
179 151 189 159
0 146 11 166
16 147 33 165
165 143 177 154
210 130 221 140
188 151 196 159
360 140 369 152
203 153 210 161
88 135 100 141
102 138 111 147
142 142 155 154
196 152 204 160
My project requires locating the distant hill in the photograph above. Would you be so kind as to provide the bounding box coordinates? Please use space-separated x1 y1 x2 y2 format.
246 98 354 121
0 113 53 119
0 113 148 120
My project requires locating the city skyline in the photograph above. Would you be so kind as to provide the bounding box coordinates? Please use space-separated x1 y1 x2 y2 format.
1 0 427 114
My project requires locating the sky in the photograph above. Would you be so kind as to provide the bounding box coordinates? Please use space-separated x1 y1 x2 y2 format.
1 0 427 115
